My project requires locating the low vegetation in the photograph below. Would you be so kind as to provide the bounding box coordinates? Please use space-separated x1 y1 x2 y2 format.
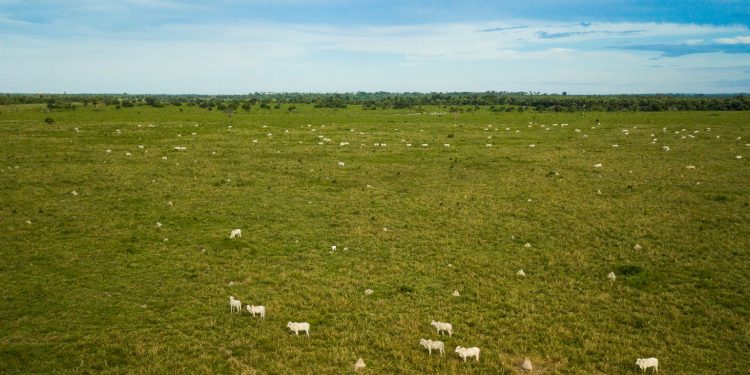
2 92 749 112
0 104 748 373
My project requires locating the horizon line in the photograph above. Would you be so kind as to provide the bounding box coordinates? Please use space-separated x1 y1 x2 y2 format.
3 91 748 97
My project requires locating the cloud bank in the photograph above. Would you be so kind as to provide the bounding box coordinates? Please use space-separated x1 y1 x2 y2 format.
1 3 749 93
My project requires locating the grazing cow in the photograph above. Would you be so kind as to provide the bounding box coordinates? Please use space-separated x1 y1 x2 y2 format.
635 357 659 373
229 296 241 313
430 320 453 337
455 346 480 362
246 305 265 319
420 339 445 356
287 322 310 336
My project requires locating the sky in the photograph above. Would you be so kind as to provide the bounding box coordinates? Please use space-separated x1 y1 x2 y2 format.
1 0 749 94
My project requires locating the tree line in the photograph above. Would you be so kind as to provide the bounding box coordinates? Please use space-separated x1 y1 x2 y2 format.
1 92 748 112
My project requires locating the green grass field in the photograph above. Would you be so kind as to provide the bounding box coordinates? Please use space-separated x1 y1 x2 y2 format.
1 104 748 374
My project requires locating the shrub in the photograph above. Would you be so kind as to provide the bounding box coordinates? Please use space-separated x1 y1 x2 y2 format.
398 285 415 293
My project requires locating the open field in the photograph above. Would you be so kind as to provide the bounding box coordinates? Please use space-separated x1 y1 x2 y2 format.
1 104 748 374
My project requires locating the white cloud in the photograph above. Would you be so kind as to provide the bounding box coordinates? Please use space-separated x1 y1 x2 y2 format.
715 36 750 44
144 20 749 62
683 39 703 45
0 12 37 26
1 19 749 93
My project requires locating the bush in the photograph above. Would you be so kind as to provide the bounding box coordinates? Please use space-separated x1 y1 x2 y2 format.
615 264 643 276
398 285 415 293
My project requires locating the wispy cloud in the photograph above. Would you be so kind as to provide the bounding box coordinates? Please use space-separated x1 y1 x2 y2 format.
715 36 750 44
0 12 38 26
1 6 750 93
478 25 528 32
536 29 642 39
623 43 750 57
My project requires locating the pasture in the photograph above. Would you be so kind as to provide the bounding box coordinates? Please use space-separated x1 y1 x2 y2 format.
0 104 748 374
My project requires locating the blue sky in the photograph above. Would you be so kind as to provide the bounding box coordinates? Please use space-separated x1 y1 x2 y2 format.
1 0 749 94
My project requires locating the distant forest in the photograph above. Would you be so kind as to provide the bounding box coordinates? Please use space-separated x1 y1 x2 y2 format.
2 92 749 112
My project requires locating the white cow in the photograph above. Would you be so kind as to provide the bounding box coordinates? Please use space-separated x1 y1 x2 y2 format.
430 320 453 337
522 357 533 371
635 357 659 373
229 296 241 313
455 346 480 362
246 305 265 319
287 322 310 336
420 338 445 355
354 358 366 370
230 229 241 239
